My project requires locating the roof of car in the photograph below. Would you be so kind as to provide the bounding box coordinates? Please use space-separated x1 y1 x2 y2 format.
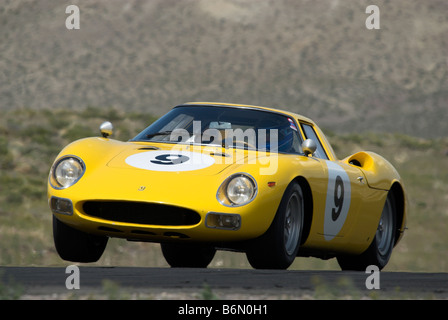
177 102 316 126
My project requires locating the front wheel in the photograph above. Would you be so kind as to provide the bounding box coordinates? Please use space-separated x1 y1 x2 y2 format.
53 215 108 263
337 192 396 271
246 182 304 269
161 243 216 268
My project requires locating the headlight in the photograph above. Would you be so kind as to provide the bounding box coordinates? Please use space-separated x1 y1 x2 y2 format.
217 173 257 207
227 176 255 204
50 156 85 189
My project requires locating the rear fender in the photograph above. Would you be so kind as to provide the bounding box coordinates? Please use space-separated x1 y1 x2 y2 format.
342 151 400 190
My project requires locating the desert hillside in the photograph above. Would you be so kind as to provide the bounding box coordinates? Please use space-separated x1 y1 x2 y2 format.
1 0 447 138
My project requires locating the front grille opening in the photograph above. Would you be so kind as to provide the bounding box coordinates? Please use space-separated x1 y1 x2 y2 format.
83 201 201 226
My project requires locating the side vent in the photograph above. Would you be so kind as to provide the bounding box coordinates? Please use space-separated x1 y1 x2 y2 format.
345 151 374 170
349 159 362 167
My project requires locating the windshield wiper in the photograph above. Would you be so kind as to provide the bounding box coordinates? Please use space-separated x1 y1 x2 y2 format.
145 131 173 139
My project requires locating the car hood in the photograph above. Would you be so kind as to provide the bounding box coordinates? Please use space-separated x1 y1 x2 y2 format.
52 139 286 212
107 143 255 176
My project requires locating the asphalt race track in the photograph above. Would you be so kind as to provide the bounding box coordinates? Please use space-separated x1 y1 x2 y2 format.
0 267 447 299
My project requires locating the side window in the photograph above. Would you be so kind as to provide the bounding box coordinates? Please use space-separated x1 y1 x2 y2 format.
289 129 303 154
272 117 303 154
301 123 329 160
292 131 303 154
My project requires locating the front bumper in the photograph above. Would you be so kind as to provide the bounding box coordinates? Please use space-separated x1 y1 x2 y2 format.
50 195 268 243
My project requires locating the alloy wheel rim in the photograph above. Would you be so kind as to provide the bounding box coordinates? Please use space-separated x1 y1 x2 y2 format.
376 197 393 257
284 192 302 256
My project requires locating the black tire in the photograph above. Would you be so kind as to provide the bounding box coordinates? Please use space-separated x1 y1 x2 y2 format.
53 215 108 263
161 243 216 268
246 182 304 269
337 192 396 271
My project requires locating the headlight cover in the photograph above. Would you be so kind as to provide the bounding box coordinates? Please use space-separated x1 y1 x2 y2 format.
50 156 85 189
217 173 257 207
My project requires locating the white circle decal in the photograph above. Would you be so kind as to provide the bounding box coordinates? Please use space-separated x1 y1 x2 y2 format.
125 150 215 172
324 161 351 241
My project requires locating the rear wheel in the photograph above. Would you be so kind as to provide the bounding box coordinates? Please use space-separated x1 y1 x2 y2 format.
337 192 396 271
53 215 108 263
161 243 216 268
246 182 304 269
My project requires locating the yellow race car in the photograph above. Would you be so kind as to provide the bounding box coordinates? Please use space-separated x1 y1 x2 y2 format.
48 102 407 270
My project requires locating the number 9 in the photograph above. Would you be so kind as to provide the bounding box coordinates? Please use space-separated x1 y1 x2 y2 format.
332 175 344 221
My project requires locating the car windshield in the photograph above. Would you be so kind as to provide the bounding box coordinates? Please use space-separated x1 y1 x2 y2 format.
132 106 303 154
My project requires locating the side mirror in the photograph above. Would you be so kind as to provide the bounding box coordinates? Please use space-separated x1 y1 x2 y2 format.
100 121 113 138
302 139 317 157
